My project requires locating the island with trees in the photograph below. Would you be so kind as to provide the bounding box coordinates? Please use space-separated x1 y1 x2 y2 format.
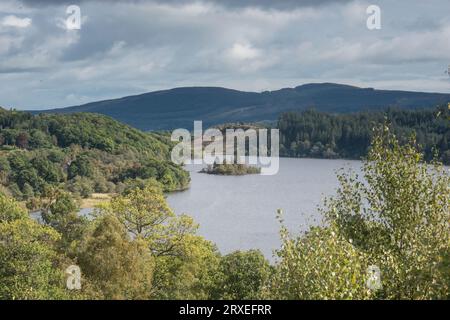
200 162 261 175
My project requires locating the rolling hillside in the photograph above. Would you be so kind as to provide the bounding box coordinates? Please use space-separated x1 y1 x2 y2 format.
36 83 450 130
0 109 190 199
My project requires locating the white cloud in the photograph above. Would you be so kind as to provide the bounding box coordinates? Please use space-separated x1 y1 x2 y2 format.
229 42 260 60
1 15 32 28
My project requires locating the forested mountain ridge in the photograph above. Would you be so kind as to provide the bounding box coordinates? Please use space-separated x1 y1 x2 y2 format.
278 105 450 164
35 83 450 130
0 108 190 201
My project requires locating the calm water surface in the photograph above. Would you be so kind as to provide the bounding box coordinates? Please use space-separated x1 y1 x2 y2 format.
167 158 362 260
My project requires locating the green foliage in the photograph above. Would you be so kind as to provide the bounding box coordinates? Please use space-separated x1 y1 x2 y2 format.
66 176 94 198
152 235 220 299
279 106 450 164
0 219 68 299
213 250 272 300
268 224 371 299
7 151 45 197
97 185 197 256
0 109 190 200
93 185 223 299
0 192 27 222
1 112 448 300
68 154 93 179
0 195 68 299
77 215 154 299
118 159 190 192
269 127 449 300
35 187 87 254
323 127 450 299
200 163 261 176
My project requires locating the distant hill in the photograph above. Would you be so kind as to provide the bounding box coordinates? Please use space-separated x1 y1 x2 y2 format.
35 83 450 131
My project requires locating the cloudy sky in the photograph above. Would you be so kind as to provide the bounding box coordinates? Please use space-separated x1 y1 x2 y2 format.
1 0 450 109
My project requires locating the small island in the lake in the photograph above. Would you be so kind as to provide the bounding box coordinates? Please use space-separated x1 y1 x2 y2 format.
200 163 261 175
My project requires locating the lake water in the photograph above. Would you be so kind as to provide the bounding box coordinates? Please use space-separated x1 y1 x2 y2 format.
167 158 362 261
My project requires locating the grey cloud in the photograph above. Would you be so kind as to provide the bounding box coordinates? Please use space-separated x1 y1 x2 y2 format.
147 0 354 10
0 0 449 110
20 0 354 10
0 66 47 73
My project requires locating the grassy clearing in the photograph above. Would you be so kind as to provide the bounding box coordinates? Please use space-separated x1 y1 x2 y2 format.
81 193 114 208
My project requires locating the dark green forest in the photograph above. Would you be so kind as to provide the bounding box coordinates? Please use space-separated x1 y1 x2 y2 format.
200 163 261 175
278 105 450 164
0 108 190 202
